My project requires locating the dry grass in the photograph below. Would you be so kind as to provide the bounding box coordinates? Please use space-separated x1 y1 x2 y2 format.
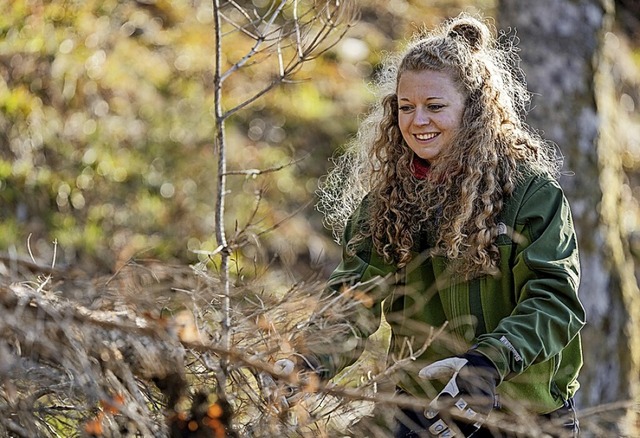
0 257 635 437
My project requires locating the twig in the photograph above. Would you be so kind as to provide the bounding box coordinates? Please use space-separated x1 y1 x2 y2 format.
373 322 449 385
27 233 36 265
220 0 288 82
222 154 308 176
255 199 312 238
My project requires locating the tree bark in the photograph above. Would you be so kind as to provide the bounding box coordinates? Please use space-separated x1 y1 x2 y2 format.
498 0 639 434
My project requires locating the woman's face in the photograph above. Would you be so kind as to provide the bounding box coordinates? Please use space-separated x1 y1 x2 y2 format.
397 69 466 164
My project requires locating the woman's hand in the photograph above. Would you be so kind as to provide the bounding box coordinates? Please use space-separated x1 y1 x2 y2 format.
418 352 499 437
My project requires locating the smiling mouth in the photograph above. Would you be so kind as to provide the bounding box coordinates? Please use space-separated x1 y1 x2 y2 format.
414 133 439 141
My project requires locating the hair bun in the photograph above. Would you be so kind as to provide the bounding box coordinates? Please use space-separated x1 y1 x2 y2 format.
447 17 488 53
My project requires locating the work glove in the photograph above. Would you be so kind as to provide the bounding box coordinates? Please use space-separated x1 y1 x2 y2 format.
266 358 323 400
258 358 298 412
418 352 499 437
274 358 296 376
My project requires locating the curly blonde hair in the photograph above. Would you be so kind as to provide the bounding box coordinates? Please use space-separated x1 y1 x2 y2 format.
318 14 561 278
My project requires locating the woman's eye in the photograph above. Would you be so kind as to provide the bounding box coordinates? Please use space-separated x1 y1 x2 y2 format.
428 104 444 111
398 106 413 112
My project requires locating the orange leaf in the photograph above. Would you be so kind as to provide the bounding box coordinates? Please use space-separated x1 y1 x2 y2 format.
84 413 104 436
101 393 124 414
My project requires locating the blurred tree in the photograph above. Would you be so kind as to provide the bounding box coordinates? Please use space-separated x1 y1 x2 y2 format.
499 0 640 434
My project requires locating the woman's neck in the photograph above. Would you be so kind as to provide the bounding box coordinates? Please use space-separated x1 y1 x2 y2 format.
411 155 431 179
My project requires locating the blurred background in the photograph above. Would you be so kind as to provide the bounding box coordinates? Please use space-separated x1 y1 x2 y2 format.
1 0 639 433
0 0 502 277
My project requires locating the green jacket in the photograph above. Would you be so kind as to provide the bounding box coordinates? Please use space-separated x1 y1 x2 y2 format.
325 173 585 414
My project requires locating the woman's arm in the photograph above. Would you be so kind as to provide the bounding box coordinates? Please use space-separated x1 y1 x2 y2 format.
474 179 585 380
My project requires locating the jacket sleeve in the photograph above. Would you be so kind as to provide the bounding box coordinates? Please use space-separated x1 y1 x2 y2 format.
474 180 585 381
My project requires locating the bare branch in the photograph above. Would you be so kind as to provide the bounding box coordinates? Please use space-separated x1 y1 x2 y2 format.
293 0 304 59
277 30 286 78
239 187 265 237
256 199 312 238
219 11 261 40
223 154 308 177
220 0 288 82
222 78 284 119
219 1 357 118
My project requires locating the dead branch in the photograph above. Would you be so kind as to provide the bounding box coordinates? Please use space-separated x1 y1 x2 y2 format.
0 281 185 436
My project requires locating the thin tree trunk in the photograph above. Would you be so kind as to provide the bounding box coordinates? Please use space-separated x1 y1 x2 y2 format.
212 0 231 366
498 0 639 434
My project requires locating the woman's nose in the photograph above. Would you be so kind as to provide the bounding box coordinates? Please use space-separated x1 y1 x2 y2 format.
413 108 430 125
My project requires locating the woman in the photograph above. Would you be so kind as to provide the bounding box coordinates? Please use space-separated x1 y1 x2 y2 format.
315 13 585 438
